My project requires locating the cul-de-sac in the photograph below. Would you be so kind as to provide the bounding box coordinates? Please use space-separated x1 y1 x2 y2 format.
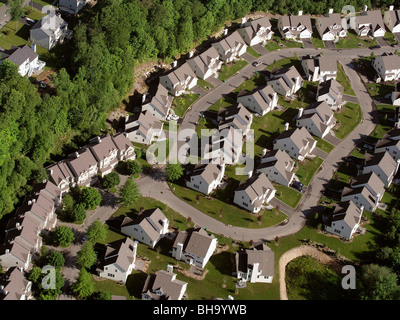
1 0 400 302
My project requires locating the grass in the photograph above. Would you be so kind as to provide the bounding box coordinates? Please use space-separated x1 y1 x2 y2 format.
0 21 31 50
246 46 261 58
232 71 266 95
336 63 355 96
384 31 399 46
169 181 288 229
335 29 378 49
172 93 199 117
295 156 323 186
273 184 303 208
266 56 301 72
218 59 248 81
208 96 236 112
333 102 362 140
365 83 395 99
196 79 214 92
314 136 335 153
31 0 55 7
265 40 281 52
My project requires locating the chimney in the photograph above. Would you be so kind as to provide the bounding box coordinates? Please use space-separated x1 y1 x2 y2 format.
125 114 129 123
389 5 394 11
16 223 21 230
28 200 32 206
188 51 194 58
172 60 178 68
363 5 368 12
284 122 289 131
31 43 36 53
142 94 147 103
247 170 253 179
224 28 228 36
161 218 169 235
167 264 174 273
250 262 259 282
262 148 267 156
5 249 9 254
360 205 364 215
176 242 183 260
32 199 36 203
297 108 304 119
241 17 247 26
375 193 381 207
328 8 333 14
49 169 53 175
124 132 129 138
396 159 400 175
75 151 79 158
298 10 303 16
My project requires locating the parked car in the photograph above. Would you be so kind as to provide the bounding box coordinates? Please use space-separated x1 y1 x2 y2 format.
80 235 87 244
363 143 374 150
252 61 261 67
291 181 304 192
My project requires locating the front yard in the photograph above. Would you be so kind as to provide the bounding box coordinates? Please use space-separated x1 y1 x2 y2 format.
295 156 323 186
218 59 248 81
172 93 200 117
333 102 362 140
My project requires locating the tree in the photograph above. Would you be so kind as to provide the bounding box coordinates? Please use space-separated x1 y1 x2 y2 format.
77 242 97 269
47 251 65 268
125 160 143 176
166 163 184 182
79 187 102 210
102 171 120 189
70 203 87 223
118 178 141 207
7 0 24 30
96 291 111 300
54 226 75 247
72 268 95 299
86 220 108 244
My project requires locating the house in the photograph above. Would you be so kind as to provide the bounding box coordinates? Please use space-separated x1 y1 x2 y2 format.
159 62 198 96
88 135 119 178
0 267 32 300
185 163 225 195
59 0 87 14
350 172 385 200
217 103 253 136
201 127 243 164
373 54 400 82
356 9 386 38
273 126 316 161
324 201 363 240
46 160 75 196
361 152 399 187
233 172 276 213
316 10 347 41
142 266 187 300
141 83 173 121
316 79 345 111
301 55 337 82
120 208 169 248
237 17 274 46
187 47 223 80
237 85 278 116
267 66 303 97
0 45 45 77
296 101 336 138
111 132 136 161
0 241 31 271
211 30 247 63
383 6 400 33
65 148 99 187
30 14 71 50
125 111 164 145
341 186 380 212
277 11 312 39
235 242 274 283
375 129 400 161
171 228 217 268
257 149 297 187
97 238 137 284
392 91 400 106
31 180 62 208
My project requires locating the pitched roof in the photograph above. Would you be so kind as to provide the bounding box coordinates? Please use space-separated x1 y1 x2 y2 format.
326 201 362 229
235 172 275 202
363 152 397 178
0 267 31 300
173 228 216 259
374 54 400 71
2 45 38 67
142 270 187 300
88 134 117 162
186 163 223 185
236 243 274 277
358 10 385 30
111 132 134 153
317 12 344 35
31 14 66 36
66 147 98 178
99 237 136 272
275 127 316 156
350 171 385 197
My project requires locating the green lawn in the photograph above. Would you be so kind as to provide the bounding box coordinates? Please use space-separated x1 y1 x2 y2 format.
265 40 281 52
218 59 248 81
172 93 199 117
196 79 214 92
0 21 31 50
169 181 287 229
24 6 46 20
208 96 236 112
314 136 335 153
384 31 399 46
335 29 378 49
266 56 301 72
246 46 261 58
336 63 355 96
232 71 266 95
295 156 323 186
333 102 362 140
365 83 395 99
273 184 303 208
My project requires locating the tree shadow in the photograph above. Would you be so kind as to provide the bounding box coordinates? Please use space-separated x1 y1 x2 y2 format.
125 271 148 299
210 251 234 276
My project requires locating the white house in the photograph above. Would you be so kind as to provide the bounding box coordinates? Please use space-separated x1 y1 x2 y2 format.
120 208 169 248
373 54 400 82
233 172 276 213
316 10 347 41
212 30 247 63
111 132 136 162
187 46 223 80
296 101 336 139
257 149 297 187
301 55 337 83
46 160 75 196
267 66 303 97
392 91 400 106
0 267 32 300
217 103 253 136
185 163 225 195
317 79 345 111
384 6 400 33
350 172 385 200
142 266 187 300
0 242 31 271
356 9 386 38
0 45 45 77
125 111 164 145
58 0 87 14
341 186 380 212
277 11 312 39
375 129 400 161
88 135 119 177
324 201 363 240
235 242 274 283
98 238 137 284
273 126 316 161
141 83 173 121
159 62 198 96
66 148 99 187
238 17 274 46
237 85 278 116
361 151 399 187
171 228 217 269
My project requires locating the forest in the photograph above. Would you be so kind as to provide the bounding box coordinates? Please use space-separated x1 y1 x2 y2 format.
0 0 397 221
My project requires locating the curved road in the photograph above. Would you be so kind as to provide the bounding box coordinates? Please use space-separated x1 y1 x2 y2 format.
137 45 391 242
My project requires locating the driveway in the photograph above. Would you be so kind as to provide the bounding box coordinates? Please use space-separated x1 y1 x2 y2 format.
302 38 314 49
395 33 400 43
376 37 389 47
253 43 269 56
241 52 257 63
324 41 335 49
313 148 328 160
343 94 359 104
